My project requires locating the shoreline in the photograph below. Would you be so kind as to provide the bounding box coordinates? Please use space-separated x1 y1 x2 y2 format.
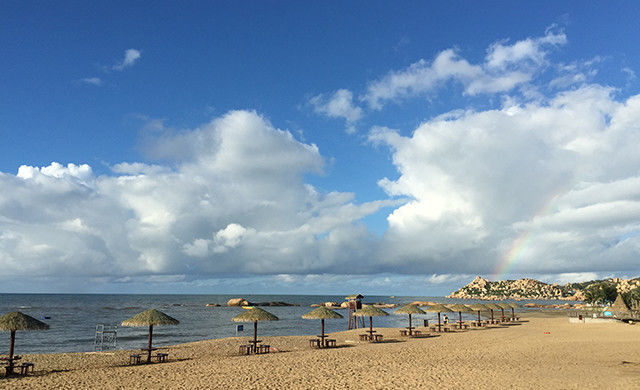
2 312 639 389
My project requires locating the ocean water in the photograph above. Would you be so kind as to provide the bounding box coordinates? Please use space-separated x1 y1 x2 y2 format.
0 294 571 354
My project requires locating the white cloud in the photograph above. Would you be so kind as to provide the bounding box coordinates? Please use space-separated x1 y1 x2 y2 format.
363 30 566 109
309 89 363 133
0 110 391 280
81 77 102 86
113 49 141 71
370 85 640 275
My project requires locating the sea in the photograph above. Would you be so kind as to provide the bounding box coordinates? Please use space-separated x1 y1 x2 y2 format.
0 294 573 354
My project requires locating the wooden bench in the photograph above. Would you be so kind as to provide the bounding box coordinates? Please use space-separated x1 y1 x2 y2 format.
18 362 34 375
129 354 142 365
256 344 270 354
325 339 336 347
373 334 383 342
154 353 168 363
411 330 422 337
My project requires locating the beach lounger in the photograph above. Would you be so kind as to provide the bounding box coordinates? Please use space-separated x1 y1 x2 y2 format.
325 339 336 347
129 354 142 365
154 353 168 362
238 345 251 355
309 339 320 348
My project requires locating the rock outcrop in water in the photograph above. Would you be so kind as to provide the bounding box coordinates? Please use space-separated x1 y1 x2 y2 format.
226 298 297 307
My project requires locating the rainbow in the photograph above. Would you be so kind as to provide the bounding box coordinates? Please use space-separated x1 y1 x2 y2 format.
492 190 563 279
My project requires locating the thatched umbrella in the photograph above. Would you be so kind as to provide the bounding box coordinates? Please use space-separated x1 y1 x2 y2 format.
468 303 489 324
353 305 389 338
0 312 49 375
424 303 450 332
122 309 179 363
497 302 511 320
506 302 519 320
484 303 501 323
233 308 278 352
447 304 473 328
302 307 343 346
394 304 426 335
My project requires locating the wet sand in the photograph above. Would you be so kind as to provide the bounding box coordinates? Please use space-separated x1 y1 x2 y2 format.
2 313 639 389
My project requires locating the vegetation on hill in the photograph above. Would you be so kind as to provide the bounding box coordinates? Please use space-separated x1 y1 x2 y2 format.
448 276 640 303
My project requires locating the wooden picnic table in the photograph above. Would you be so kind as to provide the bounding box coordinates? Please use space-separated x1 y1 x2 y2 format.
1 355 21 375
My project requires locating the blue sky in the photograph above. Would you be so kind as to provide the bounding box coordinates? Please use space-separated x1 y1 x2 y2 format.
1 2 640 295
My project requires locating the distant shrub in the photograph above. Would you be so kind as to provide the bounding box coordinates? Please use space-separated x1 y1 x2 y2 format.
584 282 618 305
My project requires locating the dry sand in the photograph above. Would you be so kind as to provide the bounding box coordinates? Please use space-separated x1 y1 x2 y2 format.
2 313 639 389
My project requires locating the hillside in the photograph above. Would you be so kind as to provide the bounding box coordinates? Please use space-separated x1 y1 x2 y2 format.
447 276 640 301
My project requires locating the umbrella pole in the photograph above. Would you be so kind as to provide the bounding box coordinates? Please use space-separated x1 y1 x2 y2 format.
491 310 494 322
321 319 325 347
512 307 515 320
147 324 153 363
369 316 373 335
477 310 481 323
254 321 258 352
438 312 441 332
7 330 15 375
459 311 462 327
409 314 412 335
501 309 505 320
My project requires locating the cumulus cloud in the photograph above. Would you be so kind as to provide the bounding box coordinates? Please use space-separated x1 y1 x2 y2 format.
370 85 640 276
363 30 566 109
112 49 141 71
309 89 363 134
0 110 393 281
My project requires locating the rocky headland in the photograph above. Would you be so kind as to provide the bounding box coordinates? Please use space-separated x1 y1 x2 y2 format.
448 275 640 301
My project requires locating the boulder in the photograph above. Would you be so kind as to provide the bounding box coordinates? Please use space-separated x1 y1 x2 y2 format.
206 303 221 307
323 302 339 308
311 304 321 307
227 298 251 307
373 303 396 308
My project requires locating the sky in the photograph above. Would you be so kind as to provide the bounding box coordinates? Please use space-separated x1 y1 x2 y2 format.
1 2 640 295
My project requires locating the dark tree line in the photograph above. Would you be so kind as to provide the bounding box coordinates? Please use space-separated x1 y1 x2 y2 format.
583 282 640 309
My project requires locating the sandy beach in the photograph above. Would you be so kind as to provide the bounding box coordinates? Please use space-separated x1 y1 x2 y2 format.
2 313 639 389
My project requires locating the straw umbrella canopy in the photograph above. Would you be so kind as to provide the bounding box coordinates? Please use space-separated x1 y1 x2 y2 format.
424 303 450 332
446 304 473 327
0 312 49 374
497 302 511 320
302 307 343 344
468 303 489 323
484 303 501 322
353 305 389 337
394 304 426 335
233 308 279 351
506 302 519 320
122 309 179 363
